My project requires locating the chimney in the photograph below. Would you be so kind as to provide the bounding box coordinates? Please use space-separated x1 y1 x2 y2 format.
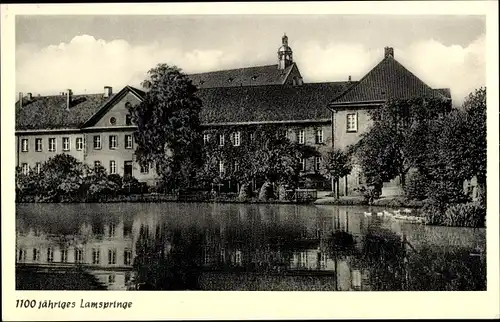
384 47 394 58
104 86 113 98
66 89 72 111
18 92 23 107
348 75 352 82
27 93 32 101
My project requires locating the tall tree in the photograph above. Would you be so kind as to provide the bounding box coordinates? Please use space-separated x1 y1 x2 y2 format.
129 64 203 192
354 97 449 188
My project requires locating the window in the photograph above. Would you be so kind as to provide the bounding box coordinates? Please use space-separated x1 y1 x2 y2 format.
48 138 56 152
125 135 133 149
140 163 149 174
61 248 68 263
47 247 54 262
109 160 116 174
35 163 42 174
300 158 306 171
62 137 70 151
35 138 42 152
33 248 39 262
298 129 305 144
315 129 324 144
109 135 117 149
75 248 84 263
249 132 255 141
94 161 101 171
233 161 239 172
21 163 29 175
21 139 28 152
219 160 225 176
18 248 26 262
203 133 210 144
93 135 101 149
108 274 116 284
124 249 132 265
315 157 322 171
109 117 116 125
109 224 116 237
92 248 100 265
76 137 83 151
218 134 225 146
108 249 117 265
347 113 358 132
232 132 241 146
126 114 132 126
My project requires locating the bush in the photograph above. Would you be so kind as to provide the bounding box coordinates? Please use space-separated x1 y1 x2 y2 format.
404 170 429 200
421 202 444 225
443 202 485 228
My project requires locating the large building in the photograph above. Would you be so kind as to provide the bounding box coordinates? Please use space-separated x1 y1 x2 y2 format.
15 34 451 194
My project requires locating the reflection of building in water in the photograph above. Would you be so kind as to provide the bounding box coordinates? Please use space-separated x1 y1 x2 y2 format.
16 219 135 290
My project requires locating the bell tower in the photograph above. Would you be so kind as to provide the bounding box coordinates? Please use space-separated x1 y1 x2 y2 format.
277 33 293 70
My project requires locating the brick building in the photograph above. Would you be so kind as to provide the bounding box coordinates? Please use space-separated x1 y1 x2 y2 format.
15 35 451 194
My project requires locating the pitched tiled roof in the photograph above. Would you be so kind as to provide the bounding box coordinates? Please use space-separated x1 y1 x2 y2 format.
331 56 448 105
435 88 451 98
197 82 354 124
189 63 297 89
15 94 113 131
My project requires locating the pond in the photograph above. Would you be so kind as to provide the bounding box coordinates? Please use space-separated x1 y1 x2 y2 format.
15 203 486 291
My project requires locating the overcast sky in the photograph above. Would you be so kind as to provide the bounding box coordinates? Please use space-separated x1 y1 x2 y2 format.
16 15 485 105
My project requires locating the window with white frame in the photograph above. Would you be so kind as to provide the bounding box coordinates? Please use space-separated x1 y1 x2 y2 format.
108 274 116 284
219 160 225 175
18 248 26 262
109 135 117 149
47 247 54 262
33 248 40 262
124 249 132 265
21 139 28 152
109 223 116 237
35 138 42 152
94 161 101 171
347 113 358 132
126 114 133 126
92 248 100 265
75 248 84 263
203 133 210 144
315 157 322 171
233 132 241 146
315 129 324 144
21 163 29 175
300 158 306 171
108 249 117 265
61 248 68 263
218 134 225 146
125 135 133 149
35 163 42 174
249 132 255 141
140 163 149 174
62 137 70 151
109 160 116 174
93 135 101 149
298 129 305 144
48 138 56 152
76 137 83 151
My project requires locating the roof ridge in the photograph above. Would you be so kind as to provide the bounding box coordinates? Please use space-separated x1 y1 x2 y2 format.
188 64 278 76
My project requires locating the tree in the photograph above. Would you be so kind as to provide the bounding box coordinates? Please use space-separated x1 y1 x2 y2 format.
129 64 203 192
354 97 449 189
321 148 353 198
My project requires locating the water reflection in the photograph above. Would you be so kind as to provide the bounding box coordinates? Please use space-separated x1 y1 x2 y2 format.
16 203 486 291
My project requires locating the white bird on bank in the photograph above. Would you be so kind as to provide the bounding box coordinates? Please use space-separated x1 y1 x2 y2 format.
383 210 392 217
363 212 372 216
376 212 384 216
402 208 412 214
393 210 401 215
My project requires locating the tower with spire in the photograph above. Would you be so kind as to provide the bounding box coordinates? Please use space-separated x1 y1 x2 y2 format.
277 33 293 70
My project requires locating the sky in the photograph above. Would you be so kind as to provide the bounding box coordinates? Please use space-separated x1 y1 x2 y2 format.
15 14 486 105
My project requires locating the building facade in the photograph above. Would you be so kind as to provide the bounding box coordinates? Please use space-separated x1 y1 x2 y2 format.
15 35 451 194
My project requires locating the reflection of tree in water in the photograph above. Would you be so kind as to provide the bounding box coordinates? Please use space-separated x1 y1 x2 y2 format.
357 227 407 291
133 223 204 290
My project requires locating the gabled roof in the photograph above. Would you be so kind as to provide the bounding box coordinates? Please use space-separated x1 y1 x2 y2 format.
15 86 145 131
188 63 298 89
197 82 354 124
82 85 145 127
330 55 449 105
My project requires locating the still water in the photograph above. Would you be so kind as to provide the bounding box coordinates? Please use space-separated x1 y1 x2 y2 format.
16 203 486 291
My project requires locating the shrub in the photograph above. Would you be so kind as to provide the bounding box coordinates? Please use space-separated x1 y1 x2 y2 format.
443 202 486 228
421 202 444 225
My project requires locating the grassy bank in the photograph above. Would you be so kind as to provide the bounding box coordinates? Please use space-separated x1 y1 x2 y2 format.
314 195 424 208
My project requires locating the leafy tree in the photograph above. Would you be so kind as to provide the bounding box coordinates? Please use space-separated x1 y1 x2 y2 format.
321 148 353 198
129 64 203 193
354 97 449 188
